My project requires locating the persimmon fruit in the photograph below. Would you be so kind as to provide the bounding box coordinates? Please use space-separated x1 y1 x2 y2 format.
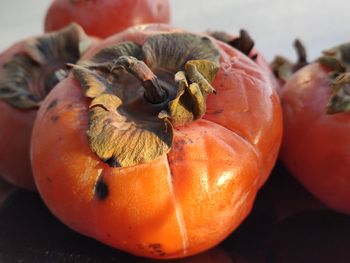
31 24 282 258
279 42 350 214
0 23 97 190
44 0 171 38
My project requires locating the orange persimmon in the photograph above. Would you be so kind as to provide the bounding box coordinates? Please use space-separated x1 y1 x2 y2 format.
278 43 350 214
44 0 170 38
0 24 98 190
31 24 282 258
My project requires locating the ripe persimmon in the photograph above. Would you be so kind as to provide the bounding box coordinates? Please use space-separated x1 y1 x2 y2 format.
278 42 350 214
44 0 170 38
0 23 98 190
31 24 282 258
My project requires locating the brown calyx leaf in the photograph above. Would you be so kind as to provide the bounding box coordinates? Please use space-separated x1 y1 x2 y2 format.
0 23 90 109
72 62 173 168
206 31 233 44
327 73 350 114
317 56 346 73
317 43 350 73
166 60 218 126
228 29 255 58
142 32 220 72
70 64 108 98
208 29 257 61
316 43 350 114
271 39 308 83
88 94 173 167
72 33 220 167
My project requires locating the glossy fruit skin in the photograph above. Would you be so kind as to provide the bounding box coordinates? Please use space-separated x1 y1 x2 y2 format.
245 49 280 94
44 0 170 38
280 63 350 214
31 25 282 259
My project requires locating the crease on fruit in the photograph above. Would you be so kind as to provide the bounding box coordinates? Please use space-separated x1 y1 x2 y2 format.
165 155 188 256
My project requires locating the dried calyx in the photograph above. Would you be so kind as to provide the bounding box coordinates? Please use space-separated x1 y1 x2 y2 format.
270 39 308 83
71 33 220 167
0 23 90 109
317 43 350 114
208 29 257 61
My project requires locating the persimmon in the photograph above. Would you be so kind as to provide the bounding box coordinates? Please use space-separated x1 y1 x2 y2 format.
44 0 170 38
31 24 282 258
0 23 98 190
278 42 350 214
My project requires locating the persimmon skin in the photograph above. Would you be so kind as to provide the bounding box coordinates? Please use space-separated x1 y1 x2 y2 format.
31 25 282 258
44 0 170 38
280 63 350 214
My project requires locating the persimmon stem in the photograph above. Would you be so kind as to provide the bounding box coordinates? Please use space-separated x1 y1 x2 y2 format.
112 56 167 104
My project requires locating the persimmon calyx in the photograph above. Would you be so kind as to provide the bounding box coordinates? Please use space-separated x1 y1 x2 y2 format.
0 23 90 109
72 33 220 167
208 29 257 60
327 73 350 114
271 39 308 81
271 39 308 82
318 43 350 72
318 43 350 114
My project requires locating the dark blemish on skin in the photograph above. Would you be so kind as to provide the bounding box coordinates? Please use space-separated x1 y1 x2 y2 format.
104 157 121 167
149 243 161 250
66 103 73 109
47 99 58 111
148 243 166 256
106 233 111 238
51 115 60 123
173 139 187 152
177 139 186 145
46 177 53 183
95 178 109 200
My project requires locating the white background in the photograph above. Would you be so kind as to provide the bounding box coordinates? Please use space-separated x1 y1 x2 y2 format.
0 0 349 61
